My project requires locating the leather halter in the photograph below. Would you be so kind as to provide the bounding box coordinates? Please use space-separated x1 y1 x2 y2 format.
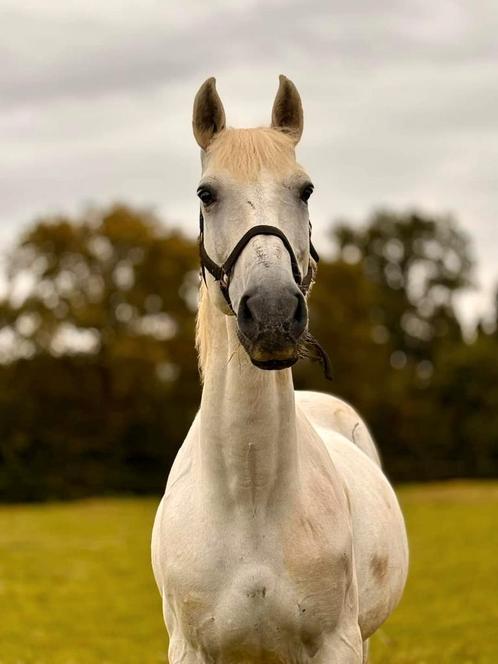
198 209 319 314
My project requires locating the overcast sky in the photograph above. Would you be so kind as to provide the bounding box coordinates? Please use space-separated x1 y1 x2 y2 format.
1 0 497 323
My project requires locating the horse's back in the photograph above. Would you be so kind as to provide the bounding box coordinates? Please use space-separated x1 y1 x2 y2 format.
295 390 381 466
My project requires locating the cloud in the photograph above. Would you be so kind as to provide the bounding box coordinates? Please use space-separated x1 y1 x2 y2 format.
5 0 494 108
0 0 497 322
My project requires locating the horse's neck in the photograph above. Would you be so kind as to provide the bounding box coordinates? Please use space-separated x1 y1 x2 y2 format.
198 300 298 515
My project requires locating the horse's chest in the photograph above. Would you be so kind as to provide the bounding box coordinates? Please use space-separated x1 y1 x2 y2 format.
165 516 352 662
174 563 320 662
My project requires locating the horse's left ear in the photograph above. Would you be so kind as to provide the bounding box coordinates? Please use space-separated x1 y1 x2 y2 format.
193 77 226 150
271 74 303 145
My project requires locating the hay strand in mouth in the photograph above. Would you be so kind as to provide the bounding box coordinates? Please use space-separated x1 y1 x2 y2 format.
297 331 333 380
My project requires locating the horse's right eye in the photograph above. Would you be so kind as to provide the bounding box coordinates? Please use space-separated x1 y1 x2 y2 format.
197 188 216 206
300 183 314 203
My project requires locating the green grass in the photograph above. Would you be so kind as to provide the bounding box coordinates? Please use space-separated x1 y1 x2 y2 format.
370 482 498 664
0 482 497 663
0 498 166 664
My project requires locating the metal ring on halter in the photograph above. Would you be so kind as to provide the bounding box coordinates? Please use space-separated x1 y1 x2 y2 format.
198 209 319 314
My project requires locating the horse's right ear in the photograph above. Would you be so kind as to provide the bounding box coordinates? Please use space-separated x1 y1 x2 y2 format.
192 77 226 150
271 75 303 145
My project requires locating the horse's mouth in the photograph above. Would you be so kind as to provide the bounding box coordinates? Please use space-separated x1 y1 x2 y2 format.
237 328 299 371
251 356 298 371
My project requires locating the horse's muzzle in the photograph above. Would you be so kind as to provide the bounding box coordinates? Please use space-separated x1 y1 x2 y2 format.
236 285 307 370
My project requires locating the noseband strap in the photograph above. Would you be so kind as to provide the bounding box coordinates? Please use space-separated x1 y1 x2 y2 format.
198 210 319 313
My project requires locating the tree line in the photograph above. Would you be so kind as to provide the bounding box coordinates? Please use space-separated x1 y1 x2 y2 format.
0 204 496 501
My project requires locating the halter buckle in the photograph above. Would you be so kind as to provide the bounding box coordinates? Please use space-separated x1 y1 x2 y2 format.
219 269 229 289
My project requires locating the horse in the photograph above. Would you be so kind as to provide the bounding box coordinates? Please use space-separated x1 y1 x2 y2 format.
152 75 408 663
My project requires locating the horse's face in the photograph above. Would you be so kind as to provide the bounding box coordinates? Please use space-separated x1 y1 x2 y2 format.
193 76 314 371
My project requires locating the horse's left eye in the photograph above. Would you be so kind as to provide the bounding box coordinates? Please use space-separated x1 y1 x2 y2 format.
197 188 216 206
300 184 314 203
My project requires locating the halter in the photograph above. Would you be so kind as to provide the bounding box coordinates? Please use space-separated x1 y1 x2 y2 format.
198 209 320 314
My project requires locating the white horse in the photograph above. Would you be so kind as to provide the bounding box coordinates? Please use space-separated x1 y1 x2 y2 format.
152 75 408 663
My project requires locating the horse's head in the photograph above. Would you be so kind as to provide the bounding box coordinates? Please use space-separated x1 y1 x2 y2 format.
193 75 316 371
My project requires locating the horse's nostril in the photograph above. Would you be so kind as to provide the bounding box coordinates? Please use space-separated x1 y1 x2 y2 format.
294 296 307 323
239 294 254 323
237 294 258 339
291 293 307 338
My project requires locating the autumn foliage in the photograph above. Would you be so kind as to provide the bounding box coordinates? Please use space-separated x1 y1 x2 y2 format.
0 205 496 500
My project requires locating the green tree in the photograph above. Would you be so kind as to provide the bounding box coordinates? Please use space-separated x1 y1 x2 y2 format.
294 258 390 417
0 204 495 500
430 330 498 477
334 210 473 362
297 209 487 480
0 204 200 500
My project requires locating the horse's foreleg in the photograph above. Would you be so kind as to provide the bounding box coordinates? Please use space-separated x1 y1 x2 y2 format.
168 635 206 664
315 624 364 664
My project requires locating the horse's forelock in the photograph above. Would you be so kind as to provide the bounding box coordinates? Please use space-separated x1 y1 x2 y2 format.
205 127 300 180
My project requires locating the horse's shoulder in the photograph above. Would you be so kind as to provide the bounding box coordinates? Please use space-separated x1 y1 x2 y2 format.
152 413 202 593
295 390 381 467
164 411 200 496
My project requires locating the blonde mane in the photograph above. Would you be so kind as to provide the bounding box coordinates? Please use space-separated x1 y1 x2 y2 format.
205 127 300 180
196 283 245 380
195 283 211 380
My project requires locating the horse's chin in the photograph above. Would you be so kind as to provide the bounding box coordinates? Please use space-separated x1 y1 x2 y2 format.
250 356 298 371
237 330 299 371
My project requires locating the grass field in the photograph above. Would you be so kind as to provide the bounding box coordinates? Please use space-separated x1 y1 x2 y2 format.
1 482 497 663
